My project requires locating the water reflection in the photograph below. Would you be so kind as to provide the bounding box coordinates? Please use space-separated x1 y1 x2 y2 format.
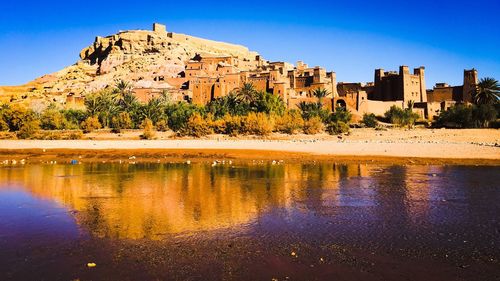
0 163 498 241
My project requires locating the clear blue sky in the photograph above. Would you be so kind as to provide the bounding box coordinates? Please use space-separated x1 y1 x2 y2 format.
1 0 499 87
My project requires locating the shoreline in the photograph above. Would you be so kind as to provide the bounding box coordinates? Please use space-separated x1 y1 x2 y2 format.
0 139 499 165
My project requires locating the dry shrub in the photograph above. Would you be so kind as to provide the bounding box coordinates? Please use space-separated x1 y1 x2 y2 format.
67 131 83 140
326 121 350 135
222 114 243 136
140 118 156 140
211 119 226 134
16 119 40 139
155 119 169 132
303 116 323 135
0 119 9 132
242 112 274 136
81 116 101 133
274 110 304 134
180 113 213 137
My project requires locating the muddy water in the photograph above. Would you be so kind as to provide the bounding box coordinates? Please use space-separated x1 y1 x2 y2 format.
0 162 499 281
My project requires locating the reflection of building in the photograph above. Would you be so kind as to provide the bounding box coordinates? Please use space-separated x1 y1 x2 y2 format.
0 162 372 239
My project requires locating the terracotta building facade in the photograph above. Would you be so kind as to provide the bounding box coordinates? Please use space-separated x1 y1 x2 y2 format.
123 24 479 121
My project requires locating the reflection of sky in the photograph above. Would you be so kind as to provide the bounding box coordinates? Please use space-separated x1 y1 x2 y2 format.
0 189 79 244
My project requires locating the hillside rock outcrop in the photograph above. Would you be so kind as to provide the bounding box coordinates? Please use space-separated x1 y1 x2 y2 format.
2 23 264 104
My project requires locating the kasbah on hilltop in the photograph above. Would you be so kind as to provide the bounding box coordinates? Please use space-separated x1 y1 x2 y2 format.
0 23 479 121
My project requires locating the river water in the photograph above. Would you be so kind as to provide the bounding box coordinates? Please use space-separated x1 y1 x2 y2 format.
0 162 499 280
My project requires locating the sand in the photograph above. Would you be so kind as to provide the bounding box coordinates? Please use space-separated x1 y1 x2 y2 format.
0 128 498 164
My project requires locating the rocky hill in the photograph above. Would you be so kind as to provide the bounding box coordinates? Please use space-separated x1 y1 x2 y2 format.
0 23 264 106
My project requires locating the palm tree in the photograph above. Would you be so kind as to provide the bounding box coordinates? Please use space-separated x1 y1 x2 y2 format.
297 101 324 120
121 92 139 111
139 98 166 123
114 79 132 104
472 78 500 105
159 89 172 105
312 88 330 104
235 83 258 104
84 93 100 116
407 100 415 110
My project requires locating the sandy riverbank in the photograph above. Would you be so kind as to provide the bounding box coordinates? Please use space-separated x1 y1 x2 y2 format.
0 128 499 165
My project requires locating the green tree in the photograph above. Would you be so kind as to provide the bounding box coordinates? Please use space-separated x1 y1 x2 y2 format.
326 121 349 135
472 78 500 105
165 102 205 132
253 91 286 115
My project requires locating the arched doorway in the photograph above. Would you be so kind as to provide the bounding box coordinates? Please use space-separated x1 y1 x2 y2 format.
336 99 347 109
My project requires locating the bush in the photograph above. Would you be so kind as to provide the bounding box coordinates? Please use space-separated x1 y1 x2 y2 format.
242 112 274 136
16 119 40 139
3 105 36 131
274 110 304 134
297 101 329 121
41 109 66 130
179 113 213 137
166 103 204 132
210 118 227 134
326 121 350 135
67 131 83 140
81 116 102 133
140 118 156 140
110 112 132 133
384 106 419 128
472 104 497 128
155 119 169 132
62 109 87 127
435 104 497 128
303 116 324 134
329 107 352 124
362 113 378 128
222 114 243 136
0 118 9 132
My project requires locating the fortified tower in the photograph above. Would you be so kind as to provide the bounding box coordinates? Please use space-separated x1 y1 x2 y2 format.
153 23 167 34
462 69 478 103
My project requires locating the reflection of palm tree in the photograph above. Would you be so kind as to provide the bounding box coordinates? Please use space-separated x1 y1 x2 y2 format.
472 78 500 105
312 88 330 104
